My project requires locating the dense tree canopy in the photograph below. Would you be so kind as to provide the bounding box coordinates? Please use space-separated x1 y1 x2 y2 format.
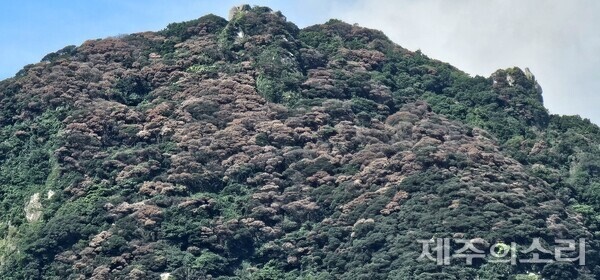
0 5 598 280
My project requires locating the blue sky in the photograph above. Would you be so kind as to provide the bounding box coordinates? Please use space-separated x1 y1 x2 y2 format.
1 1 598 124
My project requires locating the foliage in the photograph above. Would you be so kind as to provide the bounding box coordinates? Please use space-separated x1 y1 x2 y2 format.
41 45 77 62
160 14 228 41
113 76 152 106
0 5 598 280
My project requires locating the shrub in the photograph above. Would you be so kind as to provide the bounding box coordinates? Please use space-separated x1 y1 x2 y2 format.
113 76 152 106
192 250 228 273
41 45 77 62
256 75 281 102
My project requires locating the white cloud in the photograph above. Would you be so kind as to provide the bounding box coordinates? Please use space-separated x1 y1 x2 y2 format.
324 0 600 124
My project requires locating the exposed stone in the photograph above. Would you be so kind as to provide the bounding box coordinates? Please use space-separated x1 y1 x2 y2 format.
24 193 42 222
228 4 251 20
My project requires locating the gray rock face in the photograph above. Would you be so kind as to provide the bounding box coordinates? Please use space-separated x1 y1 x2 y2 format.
524 67 534 80
228 4 251 20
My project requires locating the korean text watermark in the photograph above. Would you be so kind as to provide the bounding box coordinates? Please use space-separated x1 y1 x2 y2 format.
417 238 585 265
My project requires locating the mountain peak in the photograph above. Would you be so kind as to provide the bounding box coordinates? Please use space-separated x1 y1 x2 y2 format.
225 4 297 38
491 67 539 90
228 4 252 20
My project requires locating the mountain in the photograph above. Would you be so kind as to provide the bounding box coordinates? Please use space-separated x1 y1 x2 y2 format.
1 5 599 279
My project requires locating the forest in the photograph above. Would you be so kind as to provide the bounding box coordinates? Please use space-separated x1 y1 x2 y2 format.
0 5 599 280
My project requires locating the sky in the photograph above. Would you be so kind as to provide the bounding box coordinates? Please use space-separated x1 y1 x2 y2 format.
0 0 598 124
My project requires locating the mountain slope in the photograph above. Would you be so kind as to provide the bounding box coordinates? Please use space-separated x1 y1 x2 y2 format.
0 5 599 279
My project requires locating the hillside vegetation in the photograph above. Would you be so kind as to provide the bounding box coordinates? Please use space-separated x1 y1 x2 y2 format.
0 5 599 279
